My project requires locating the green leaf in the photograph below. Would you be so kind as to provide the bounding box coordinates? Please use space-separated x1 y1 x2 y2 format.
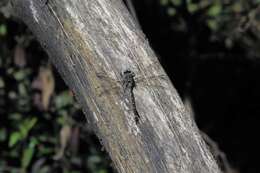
0 128 7 141
21 139 37 169
0 24 7 36
170 0 181 6
38 146 53 156
18 83 27 96
207 19 218 30
19 117 38 138
57 112 67 125
88 155 101 163
98 169 108 173
13 70 27 81
38 166 50 173
188 3 199 13
7 67 14 75
8 91 17 99
9 132 22 147
160 0 168 6
54 91 74 109
207 4 222 17
9 113 22 120
232 3 242 13
0 77 4 88
167 7 177 16
26 117 38 130
22 146 34 168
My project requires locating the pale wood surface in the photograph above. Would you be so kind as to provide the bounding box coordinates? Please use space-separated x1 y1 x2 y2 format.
11 0 221 172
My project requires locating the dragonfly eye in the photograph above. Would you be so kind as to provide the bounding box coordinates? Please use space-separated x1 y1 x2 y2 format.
123 70 135 78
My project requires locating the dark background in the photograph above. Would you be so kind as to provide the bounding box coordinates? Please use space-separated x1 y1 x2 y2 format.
1 0 260 172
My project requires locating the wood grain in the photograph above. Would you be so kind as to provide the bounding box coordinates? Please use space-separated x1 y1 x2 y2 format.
11 0 222 172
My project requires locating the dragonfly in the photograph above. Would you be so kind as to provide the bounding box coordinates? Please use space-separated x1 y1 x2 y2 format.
95 70 169 97
95 69 169 123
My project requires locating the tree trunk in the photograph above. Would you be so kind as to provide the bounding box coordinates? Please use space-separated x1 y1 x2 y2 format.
11 0 221 172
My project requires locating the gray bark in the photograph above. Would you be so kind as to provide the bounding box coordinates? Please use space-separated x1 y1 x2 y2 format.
10 0 222 172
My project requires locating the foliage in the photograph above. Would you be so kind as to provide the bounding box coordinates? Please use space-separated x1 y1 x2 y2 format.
159 0 260 52
0 16 112 173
